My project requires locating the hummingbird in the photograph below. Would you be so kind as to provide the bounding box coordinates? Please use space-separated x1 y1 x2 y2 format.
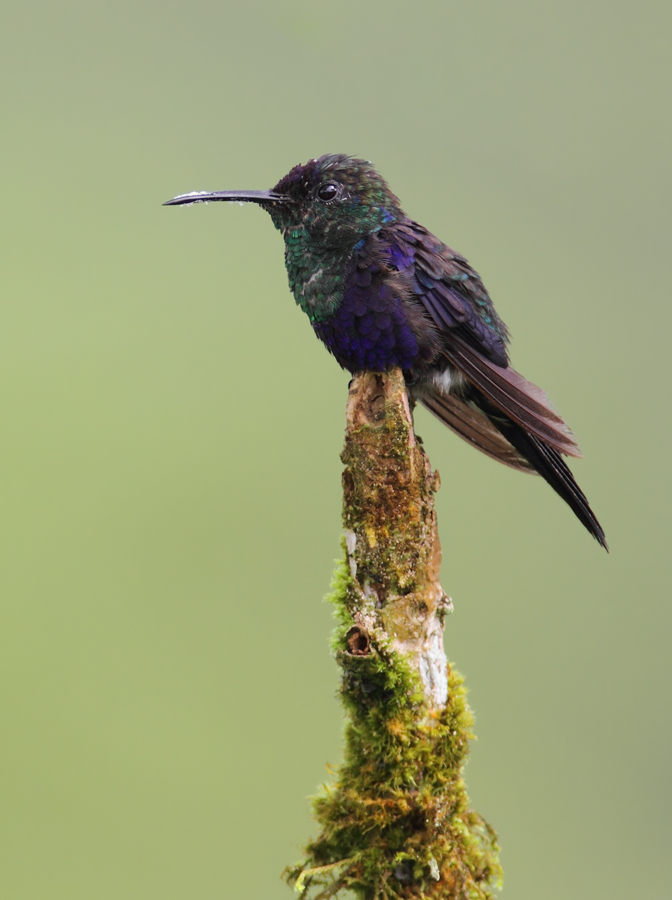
164 155 606 548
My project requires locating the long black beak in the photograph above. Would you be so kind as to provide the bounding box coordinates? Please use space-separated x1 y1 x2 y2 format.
163 189 287 207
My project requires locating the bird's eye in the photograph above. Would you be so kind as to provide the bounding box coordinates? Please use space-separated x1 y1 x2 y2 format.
317 182 340 201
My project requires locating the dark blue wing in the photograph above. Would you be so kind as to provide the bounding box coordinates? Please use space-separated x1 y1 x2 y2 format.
384 220 510 367
375 222 605 546
380 221 582 456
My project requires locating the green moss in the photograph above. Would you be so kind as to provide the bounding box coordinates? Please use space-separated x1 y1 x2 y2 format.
285 550 502 900
325 540 356 650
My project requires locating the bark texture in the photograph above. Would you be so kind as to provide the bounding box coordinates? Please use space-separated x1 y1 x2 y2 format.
341 370 452 708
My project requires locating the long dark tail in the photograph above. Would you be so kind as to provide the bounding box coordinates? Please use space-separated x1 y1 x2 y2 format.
491 407 608 549
419 384 607 549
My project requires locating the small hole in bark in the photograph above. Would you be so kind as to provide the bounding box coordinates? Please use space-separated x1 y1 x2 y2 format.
394 861 413 884
369 394 385 421
345 626 371 656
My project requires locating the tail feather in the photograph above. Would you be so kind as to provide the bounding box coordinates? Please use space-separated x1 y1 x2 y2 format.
420 391 535 472
445 337 581 457
500 421 608 549
418 382 607 549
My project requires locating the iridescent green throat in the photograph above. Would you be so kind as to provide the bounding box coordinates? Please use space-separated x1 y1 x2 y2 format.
281 225 350 324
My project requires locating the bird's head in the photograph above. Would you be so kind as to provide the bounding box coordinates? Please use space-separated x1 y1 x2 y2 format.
164 154 403 251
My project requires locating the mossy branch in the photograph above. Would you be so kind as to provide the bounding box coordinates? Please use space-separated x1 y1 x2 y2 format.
285 370 502 900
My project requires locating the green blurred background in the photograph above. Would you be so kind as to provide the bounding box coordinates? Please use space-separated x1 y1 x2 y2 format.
1 1 670 897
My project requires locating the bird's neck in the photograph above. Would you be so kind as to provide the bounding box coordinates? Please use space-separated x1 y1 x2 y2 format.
282 225 354 323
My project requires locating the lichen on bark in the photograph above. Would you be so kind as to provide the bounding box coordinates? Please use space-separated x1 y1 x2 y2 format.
285 370 501 900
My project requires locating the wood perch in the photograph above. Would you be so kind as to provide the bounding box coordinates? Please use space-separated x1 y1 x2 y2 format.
342 369 452 710
285 369 501 900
